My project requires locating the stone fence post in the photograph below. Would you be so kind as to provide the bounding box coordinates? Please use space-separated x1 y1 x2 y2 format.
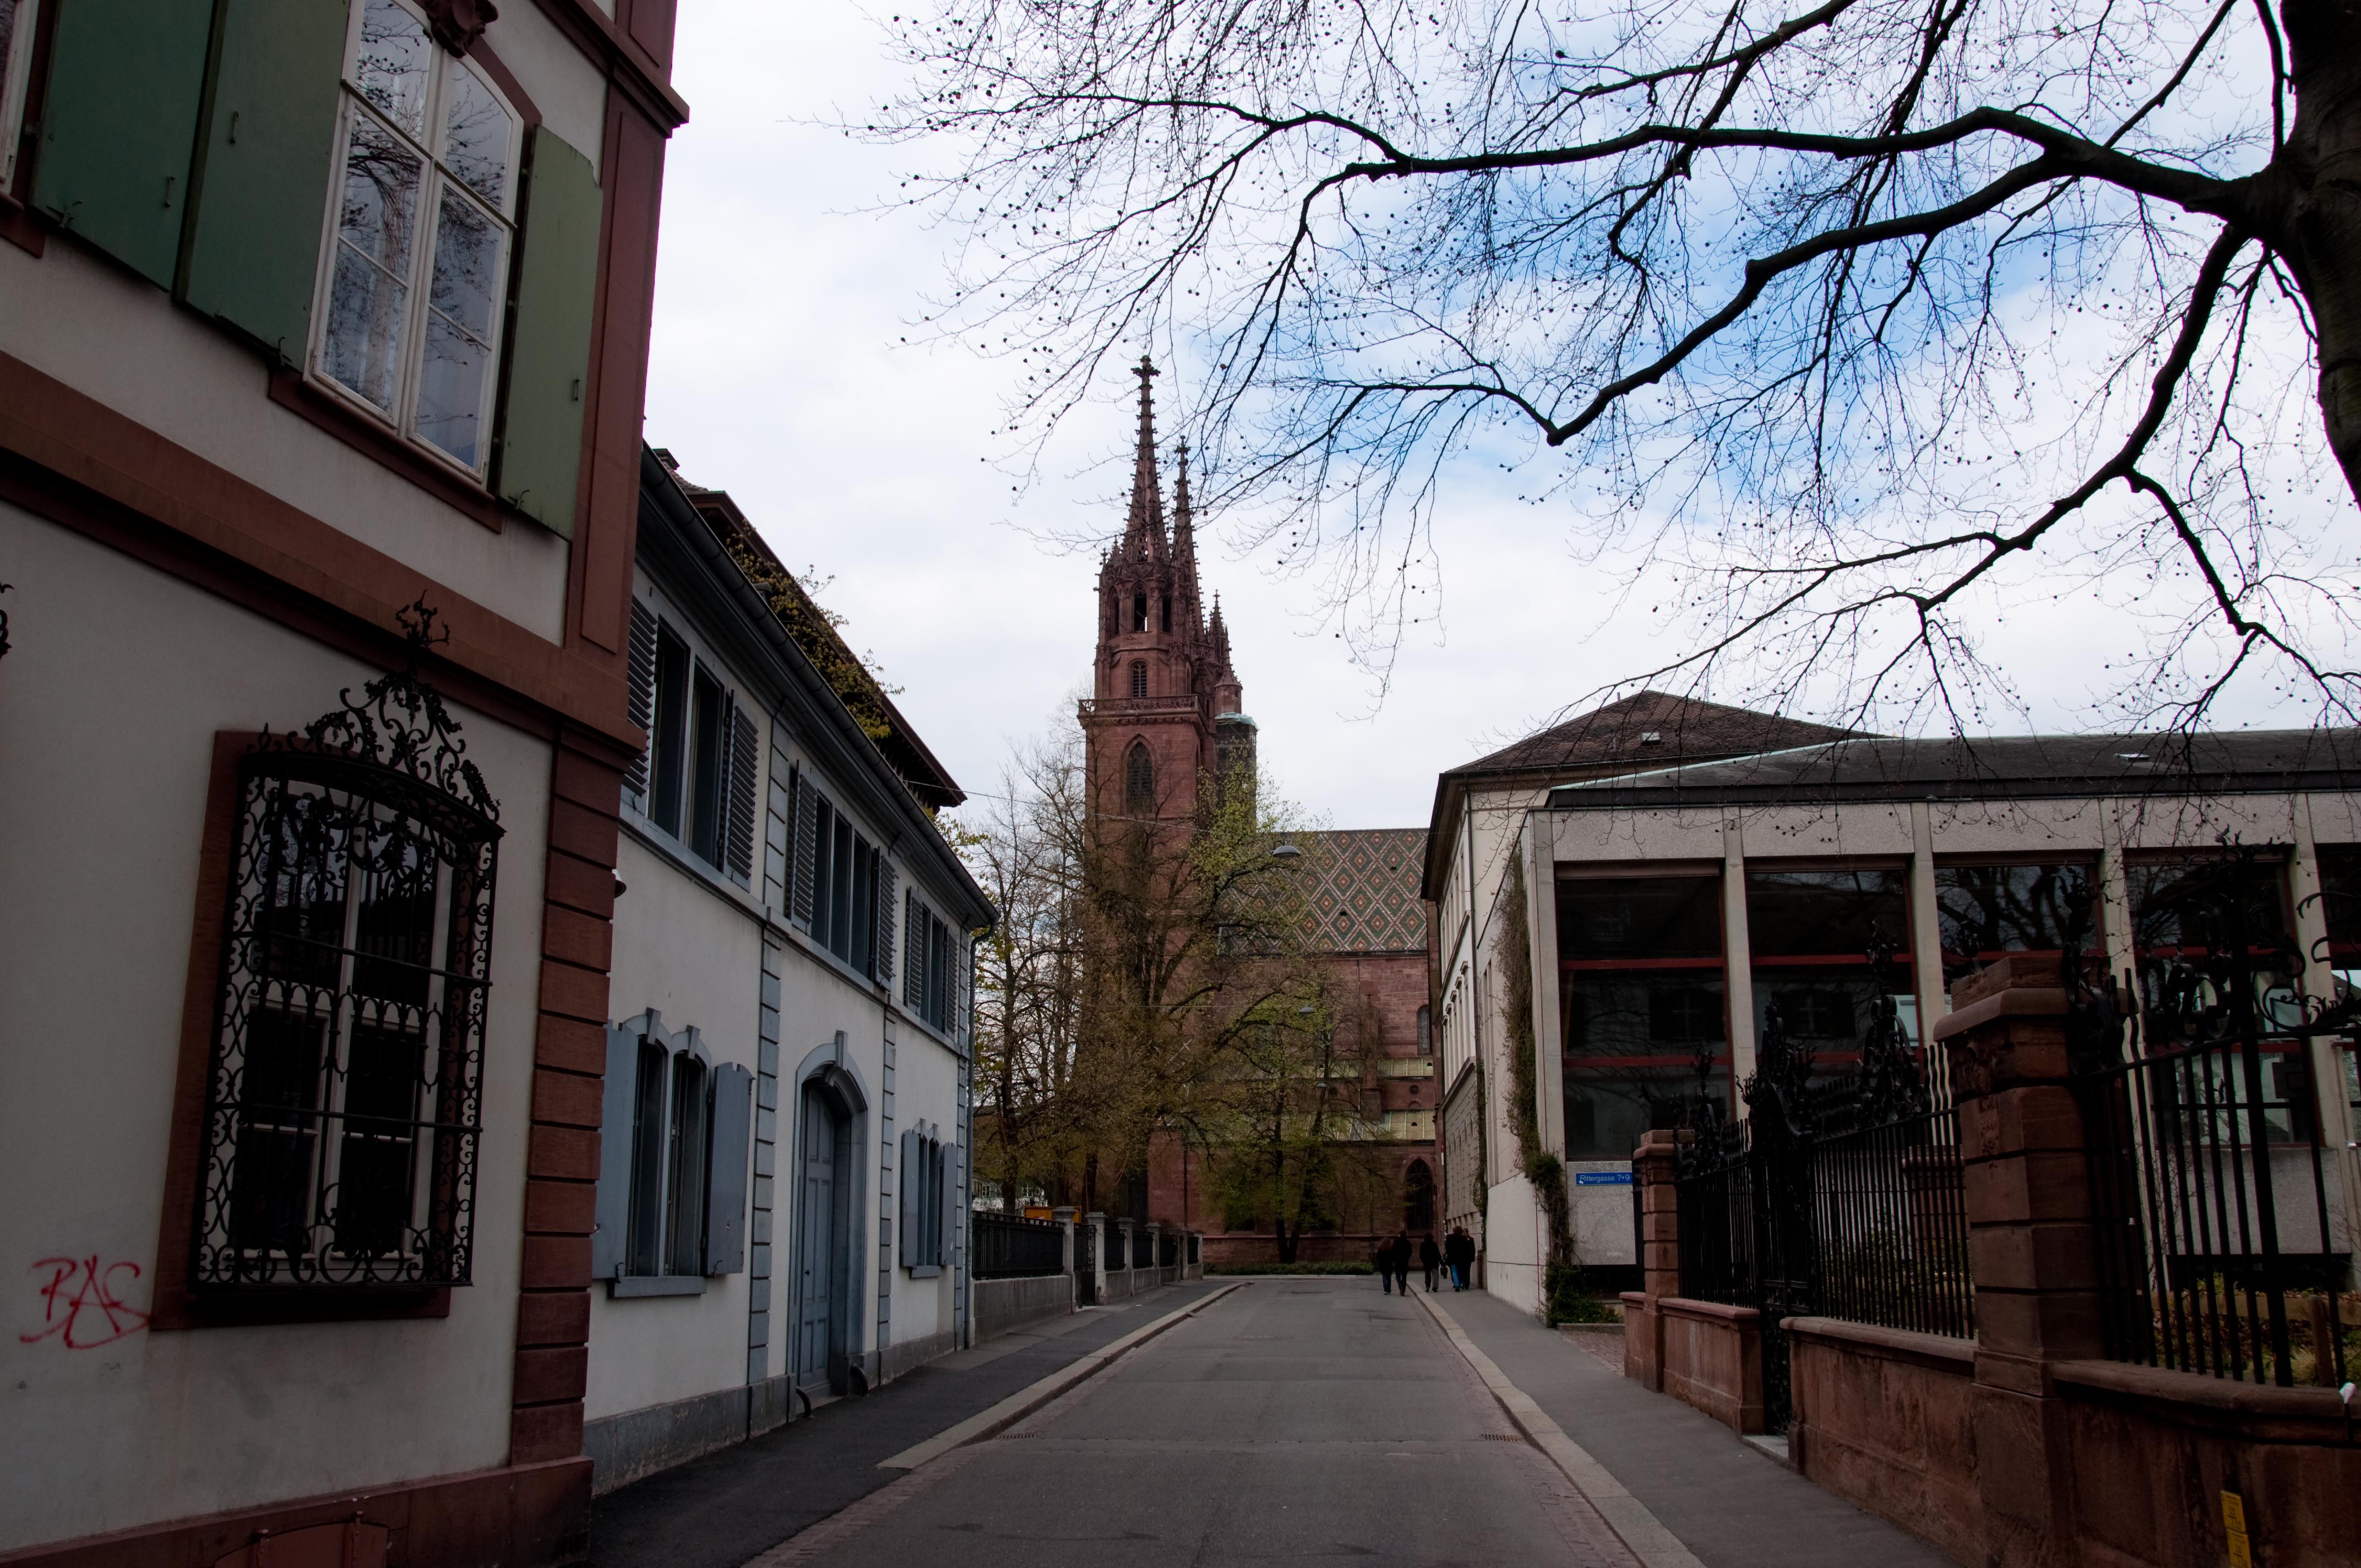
1932 954 2103 1568
1053 1205 1078 1291
1622 1128 1685 1390
1085 1210 1106 1303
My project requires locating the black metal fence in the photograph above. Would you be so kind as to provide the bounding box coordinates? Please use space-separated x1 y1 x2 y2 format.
1675 976 1973 1430
970 1212 1064 1280
1105 1223 1128 1273
2074 964 2351 1389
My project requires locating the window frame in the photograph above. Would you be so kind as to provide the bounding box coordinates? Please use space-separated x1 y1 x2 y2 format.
624 593 764 888
605 1012 750 1295
307 0 523 482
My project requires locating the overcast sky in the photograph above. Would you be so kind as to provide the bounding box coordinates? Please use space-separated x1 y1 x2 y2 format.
640 2 2310 831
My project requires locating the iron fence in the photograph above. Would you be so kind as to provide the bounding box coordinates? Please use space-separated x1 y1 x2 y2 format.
970 1212 1064 1280
1105 1224 1128 1273
2074 960 2352 1389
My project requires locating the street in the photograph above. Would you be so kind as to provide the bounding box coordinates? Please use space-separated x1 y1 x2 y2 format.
765 1280 1638 1568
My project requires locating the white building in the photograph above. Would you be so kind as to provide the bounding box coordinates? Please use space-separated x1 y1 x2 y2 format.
583 451 989 1491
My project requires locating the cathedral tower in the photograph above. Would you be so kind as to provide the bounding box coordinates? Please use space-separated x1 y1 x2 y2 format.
1081 358 1246 824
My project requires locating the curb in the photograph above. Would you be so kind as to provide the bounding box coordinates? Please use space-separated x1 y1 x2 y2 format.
875 1281 1247 1471
1415 1290 1706 1568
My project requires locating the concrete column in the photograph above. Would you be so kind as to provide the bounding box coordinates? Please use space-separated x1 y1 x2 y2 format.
1053 1204 1078 1281
1907 803 1947 1090
1934 954 2103 1568
1085 1211 1106 1303
2290 799 2361 1257
1722 813 1758 1086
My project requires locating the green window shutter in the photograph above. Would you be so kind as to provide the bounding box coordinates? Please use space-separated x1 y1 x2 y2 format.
182 0 347 362
494 125 600 538
29 0 214 287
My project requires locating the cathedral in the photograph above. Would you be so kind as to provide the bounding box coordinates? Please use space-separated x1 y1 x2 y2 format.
1081 360 1440 1264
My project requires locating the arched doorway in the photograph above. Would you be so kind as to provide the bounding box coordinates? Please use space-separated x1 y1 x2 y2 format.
792 1048 867 1396
1403 1159 1435 1233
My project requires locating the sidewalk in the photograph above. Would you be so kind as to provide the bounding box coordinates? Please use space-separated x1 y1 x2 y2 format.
589 1281 1222 1568
1427 1289 1954 1568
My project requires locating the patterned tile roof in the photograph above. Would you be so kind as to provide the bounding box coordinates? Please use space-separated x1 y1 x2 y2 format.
1299 828 1429 954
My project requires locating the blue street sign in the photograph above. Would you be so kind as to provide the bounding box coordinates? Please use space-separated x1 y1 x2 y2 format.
1573 1171 1634 1186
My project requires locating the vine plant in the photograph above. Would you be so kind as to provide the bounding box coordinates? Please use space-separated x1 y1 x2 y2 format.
1500 858 1605 1324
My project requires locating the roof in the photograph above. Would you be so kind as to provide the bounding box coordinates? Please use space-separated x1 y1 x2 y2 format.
1545 729 2361 810
1301 828 1429 954
1456 690 1859 775
652 450 965 813
1421 693 1864 899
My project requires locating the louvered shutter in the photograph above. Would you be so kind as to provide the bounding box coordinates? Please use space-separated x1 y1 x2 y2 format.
725 701 758 885
874 859 897 982
703 1063 752 1275
493 127 601 537
903 892 924 1011
624 601 658 804
938 1138 958 1266
791 778 818 928
591 1022 640 1280
897 1128 920 1267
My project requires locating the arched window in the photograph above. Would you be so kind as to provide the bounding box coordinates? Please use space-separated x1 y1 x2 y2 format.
1124 741 1155 814
1129 661 1148 698
1404 1161 1436 1232
1132 592 1148 632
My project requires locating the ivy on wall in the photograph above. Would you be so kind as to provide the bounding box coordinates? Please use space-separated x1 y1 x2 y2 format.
1499 856 1606 1324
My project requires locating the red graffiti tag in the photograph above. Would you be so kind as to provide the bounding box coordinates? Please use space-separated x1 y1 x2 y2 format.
21 1256 150 1349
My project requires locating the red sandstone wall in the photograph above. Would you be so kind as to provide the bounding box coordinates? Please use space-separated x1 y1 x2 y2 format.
1787 1319 1981 1565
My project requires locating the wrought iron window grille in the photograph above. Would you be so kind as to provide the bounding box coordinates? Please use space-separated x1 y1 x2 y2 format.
193 602 502 1292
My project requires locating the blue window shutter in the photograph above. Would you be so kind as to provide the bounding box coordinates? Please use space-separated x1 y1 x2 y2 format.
30 0 212 287
791 777 818 928
874 859 897 983
592 1022 640 1280
898 1128 920 1267
181 0 346 359
703 1063 752 1275
938 1139 956 1267
623 601 657 805
903 893 924 1012
492 126 600 537
725 700 758 885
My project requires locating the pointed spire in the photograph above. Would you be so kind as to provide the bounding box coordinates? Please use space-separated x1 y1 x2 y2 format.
1122 355 1165 558
1171 438 1203 633
1208 592 1232 668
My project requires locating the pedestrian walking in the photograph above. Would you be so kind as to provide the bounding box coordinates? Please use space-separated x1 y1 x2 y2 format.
1445 1227 1476 1291
1418 1233 1442 1292
1376 1233 1397 1294
1389 1230 1411 1297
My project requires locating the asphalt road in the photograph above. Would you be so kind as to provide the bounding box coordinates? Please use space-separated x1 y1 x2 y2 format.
776 1278 1639 1568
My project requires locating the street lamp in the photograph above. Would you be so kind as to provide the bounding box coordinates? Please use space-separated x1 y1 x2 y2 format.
1269 842 1302 861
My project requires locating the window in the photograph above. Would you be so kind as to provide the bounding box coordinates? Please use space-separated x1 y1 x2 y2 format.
1558 875 1727 1159
1159 595 1171 632
625 599 760 885
313 0 521 475
1132 592 1147 632
899 1125 952 1274
904 893 962 1034
1125 740 1155 815
1417 1004 1432 1055
0 0 38 189
799 788 896 979
594 1013 751 1288
1935 862 2095 987
1745 868 1918 1073
1130 661 1148 698
194 696 501 1293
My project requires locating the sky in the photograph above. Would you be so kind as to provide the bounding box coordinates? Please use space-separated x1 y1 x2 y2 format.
639 2 2315 832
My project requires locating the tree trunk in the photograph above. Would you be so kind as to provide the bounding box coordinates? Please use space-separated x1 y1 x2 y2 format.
2276 0 2361 502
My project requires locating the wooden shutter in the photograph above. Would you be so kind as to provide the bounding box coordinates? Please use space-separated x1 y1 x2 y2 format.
624 600 658 804
725 701 758 884
897 1128 920 1267
873 859 897 982
30 0 212 286
492 126 599 537
903 892 924 1011
591 1021 641 1280
938 1137 958 1267
791 778 818 928
703 1063 752 1275
180 0 345 359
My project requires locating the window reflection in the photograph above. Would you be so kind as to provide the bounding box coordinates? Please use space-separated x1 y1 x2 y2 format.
1559 876 1728 1159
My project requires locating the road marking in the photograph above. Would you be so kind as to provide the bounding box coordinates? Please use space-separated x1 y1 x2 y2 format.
874 1281 1247 1471
1415 1291 1707 1568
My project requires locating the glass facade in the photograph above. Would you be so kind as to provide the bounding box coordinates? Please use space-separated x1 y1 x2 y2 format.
1933 863 2095 987
1558 875 1727 1160
1745 869 1919 1072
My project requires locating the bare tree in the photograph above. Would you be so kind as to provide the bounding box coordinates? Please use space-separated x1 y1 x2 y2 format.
879 0 2361 728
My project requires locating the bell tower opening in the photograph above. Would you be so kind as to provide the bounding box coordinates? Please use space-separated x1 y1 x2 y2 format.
1130 661 1148 699
1132 592 1148 632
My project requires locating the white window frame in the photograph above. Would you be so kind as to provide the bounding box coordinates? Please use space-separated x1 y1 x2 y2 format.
308 0 522 480
622 1020 712 1286
0 0 41 189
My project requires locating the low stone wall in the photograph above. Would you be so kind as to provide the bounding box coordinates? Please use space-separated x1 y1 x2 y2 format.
1619 1291 1663 1390
1657 1297 1763 1434
1787 1317 1979 1564
2051 1360 2361 1568
972 1272 1074 1343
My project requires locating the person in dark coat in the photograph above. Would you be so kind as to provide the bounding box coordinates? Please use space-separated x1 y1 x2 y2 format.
1388 1231 1412 1295
1418 1233 1443 1292
1376 1233 1397 1293
1445 1227 1476 1290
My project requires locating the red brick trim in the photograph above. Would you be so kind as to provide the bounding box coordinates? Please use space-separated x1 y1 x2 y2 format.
150 732 453 1331
0 1456 590 1568
510 728 625 1465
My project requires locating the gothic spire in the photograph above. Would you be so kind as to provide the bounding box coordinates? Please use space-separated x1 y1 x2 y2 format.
1208 592 1232 668
1122 355 1166 558
1171 439 1203 632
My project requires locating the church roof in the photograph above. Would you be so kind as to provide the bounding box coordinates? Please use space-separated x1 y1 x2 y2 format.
1299 827 1429 954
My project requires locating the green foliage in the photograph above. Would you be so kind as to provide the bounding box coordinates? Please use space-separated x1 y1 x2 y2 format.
1546 1261 1618 1324
1501 857 1581 1318
1205 1261 1374 1276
